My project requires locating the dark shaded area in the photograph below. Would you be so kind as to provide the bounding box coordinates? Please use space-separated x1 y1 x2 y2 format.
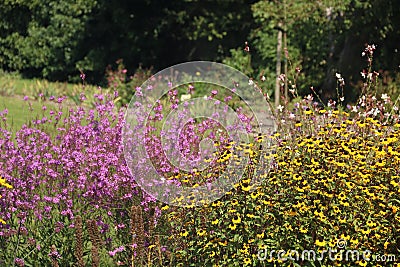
0 0 255 85
0 0 399 101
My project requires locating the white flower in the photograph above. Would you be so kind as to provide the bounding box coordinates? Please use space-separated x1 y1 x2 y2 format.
340 97 344 102
372 96 376 100
261 76 266 81
180 94 191 102
289 113 295 119
335 73 342 79
327 101 336 107
352 106 358 112
277 105 284 112
306 95 313 101
381 93 389 100
393 105 398 111
248 79 254 86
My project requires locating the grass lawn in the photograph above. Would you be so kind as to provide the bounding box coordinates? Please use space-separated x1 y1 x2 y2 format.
0 95 74 134
0 71 103 133
0 95 41 132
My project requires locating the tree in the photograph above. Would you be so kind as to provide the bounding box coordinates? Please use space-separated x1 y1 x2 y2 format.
0 0 97 81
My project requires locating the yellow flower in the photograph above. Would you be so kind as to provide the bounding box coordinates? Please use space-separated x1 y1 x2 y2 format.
357 259 368 266
360 227 371 235
180 230 188 237
241 182 252 191
340 234 350 241
345 181 355 189
231 199 239 206
338 192 346 201
243 258 252 265
246 213 255 219
366 220 376 227
232 215 241 224
384 241 390 250
161 205 169 211
305 108 313 115
0 176 12 189
211 219 219 225
315 237 326 247
197 229 206 236
250 192 259 199
293 174 302 181
350 237 359 246
228 224 237 230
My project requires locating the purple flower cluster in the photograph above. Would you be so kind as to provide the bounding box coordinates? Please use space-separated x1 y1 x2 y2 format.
0 93 146 249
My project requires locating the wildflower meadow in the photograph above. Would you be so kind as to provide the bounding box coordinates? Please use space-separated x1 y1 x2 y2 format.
0 44 399 267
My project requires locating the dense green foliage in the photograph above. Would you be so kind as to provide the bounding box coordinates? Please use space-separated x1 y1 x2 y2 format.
0 0 399 100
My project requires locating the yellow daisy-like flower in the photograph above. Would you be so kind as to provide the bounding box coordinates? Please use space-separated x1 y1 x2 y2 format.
357 259 368 266
293 174 302 181
243 258 252 265
246 213 255 219
340 234 350 241
231 199 239 206
350 237 359 246
338 192 346 201
180 230 189 237
197 229 206 236
384 241 390 250
211 218 219 225
315 237 326 247
228 224 237 230
0 176 12 189
366 220 376 227
305 108 313 115
345 181 355 189
232 215 241 224
250 192 259 199
241 182 252 191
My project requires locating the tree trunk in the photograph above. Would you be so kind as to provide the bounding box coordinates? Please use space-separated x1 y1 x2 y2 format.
283 30 288 100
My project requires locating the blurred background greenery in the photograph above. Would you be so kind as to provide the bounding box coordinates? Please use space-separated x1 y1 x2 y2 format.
0 0 399 103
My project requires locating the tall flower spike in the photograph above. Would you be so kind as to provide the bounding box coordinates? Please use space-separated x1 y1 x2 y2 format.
87 219 100 267
49 245 60 267
74 215 85 267
131 205 145 267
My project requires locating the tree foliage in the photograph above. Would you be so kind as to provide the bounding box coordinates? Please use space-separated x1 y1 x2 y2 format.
0 0 399 100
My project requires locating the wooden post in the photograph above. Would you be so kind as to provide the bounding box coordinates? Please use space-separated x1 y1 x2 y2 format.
275 22 283 108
